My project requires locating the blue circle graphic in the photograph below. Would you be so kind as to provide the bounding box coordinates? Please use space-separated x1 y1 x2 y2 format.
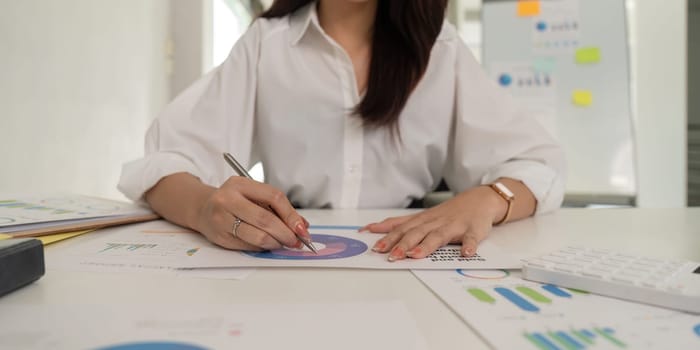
498 74 513 87
244 234 367 260
536 21 547 32
97 342 208 350
694 323 700 337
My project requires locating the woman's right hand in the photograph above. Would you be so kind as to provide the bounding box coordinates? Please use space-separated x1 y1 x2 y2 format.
192 176 310 251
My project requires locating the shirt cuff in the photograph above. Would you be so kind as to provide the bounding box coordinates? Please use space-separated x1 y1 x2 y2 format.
118 152 203 204
481 160 564 214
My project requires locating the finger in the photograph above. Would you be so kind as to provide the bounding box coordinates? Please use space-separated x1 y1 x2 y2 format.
232 179 310 241
235 221 284 250
206 226 264 252
217 191 298 247
387 219 444 261
461 223 490 257
359 214 413 233
371 214 431 253
404 230 454 259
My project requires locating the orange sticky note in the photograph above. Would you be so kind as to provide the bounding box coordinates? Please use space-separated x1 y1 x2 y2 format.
517 1 541 17
572 90 593 107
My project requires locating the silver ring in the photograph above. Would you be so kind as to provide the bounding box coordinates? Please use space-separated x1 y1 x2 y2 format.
232 216 242 239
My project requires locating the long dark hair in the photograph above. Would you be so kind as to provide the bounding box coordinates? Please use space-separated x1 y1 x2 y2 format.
261 0 447 130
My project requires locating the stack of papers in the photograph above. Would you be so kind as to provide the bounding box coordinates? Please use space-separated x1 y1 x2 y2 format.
0 194 157 237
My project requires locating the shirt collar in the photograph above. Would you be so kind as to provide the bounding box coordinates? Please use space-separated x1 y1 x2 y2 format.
288 1 455 45
288 1 322 46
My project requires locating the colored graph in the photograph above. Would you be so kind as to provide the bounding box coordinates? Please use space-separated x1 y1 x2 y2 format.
524 327 626 350
466 283 579 313
186 248 200 256
99 243 158 253
457 269 510 280
244 234 367 260
0 199 81 215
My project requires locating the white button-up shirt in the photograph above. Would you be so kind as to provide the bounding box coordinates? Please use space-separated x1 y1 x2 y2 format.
118 3 565 212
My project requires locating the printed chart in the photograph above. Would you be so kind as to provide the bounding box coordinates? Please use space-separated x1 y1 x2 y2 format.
413 270 700 349
45 220 254 280
0 195 145 227
182 226 522 270
244 234 368 260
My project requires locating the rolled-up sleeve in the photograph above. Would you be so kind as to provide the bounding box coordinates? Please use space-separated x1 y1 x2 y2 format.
444 42 566 214
118 21 262 202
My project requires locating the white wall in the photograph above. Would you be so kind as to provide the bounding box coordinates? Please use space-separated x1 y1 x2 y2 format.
633 0 688 207
0 1 171 200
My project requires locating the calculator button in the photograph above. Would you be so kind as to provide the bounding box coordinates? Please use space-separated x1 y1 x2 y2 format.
540 256 571 264
525 259 549 268
611 276 636 284
572 257 594 264
554 266 578 273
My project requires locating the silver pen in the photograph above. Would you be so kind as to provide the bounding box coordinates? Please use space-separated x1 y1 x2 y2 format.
223 152 318 254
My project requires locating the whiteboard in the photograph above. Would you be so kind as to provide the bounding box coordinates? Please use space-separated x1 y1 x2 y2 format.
482 0 636 205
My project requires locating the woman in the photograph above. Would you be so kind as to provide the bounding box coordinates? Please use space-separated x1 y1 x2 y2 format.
118 0 565 261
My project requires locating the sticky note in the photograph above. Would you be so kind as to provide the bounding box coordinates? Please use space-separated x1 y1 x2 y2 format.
517 1 541 17
572 90 593 107
576 47 601 64
0 234 10 241
533 58 556 73
37 230 93 245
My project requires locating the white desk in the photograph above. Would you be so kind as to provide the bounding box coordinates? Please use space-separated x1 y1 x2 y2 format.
2 208 699 349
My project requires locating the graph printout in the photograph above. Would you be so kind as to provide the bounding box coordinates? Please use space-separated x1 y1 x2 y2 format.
413 270 700 349
0 195 151 229
47 221 521 271
177 225 522 270
0 301 427 350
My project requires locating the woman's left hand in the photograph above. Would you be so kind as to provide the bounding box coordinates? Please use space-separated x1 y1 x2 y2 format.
360 185 507 261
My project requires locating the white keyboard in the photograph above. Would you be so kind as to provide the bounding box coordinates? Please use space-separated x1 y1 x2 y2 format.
522 246 700 314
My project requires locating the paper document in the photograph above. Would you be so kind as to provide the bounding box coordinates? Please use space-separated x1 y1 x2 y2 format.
47 221 521 271
179 225 522 270
0 301 427 350
413 270 700 349
0 194 157 237
46 220 254 280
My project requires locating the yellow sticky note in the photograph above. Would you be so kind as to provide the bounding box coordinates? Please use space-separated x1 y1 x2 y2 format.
0 234 10 241
517 1 541 17
572 90 593 107
576 47 601 64
38 230 93 245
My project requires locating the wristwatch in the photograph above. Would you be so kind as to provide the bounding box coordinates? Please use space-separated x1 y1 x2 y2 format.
488 182 515 225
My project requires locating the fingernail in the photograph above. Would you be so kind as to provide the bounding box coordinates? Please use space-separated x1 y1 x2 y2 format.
406 247 421 257
295 222 308 236
463 248 473 256
388 247 404 262
372 241 386 252
294 240 303 249
358 225 369 233
302 216 310 228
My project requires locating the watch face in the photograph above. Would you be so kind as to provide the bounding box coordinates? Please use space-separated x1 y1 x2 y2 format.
493 182 515 199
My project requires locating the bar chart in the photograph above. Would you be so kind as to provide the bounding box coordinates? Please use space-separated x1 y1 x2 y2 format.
466 284 580 312
524 327 626 350
413 269 700 349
